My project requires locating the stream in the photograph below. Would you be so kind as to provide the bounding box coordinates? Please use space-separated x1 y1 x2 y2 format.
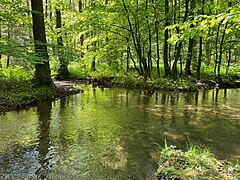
0 86 240 179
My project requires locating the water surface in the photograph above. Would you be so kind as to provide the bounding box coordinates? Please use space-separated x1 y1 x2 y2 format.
0 86 240 179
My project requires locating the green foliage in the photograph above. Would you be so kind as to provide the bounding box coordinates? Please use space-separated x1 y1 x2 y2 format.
113 75 145 87
147 78 197 91
0 65 33 81
157 142 240 179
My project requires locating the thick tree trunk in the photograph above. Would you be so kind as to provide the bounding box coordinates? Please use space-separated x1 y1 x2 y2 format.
31 0 53 87
55 8 70 80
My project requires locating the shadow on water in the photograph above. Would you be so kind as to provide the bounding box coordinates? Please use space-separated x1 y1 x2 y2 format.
35 100 52 179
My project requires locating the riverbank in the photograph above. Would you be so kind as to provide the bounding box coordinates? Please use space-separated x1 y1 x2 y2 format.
75 75 240 91
0 79 82 113
1 75 240 112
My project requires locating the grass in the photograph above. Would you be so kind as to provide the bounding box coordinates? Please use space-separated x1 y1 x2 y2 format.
0 78 57 111
0 66 57 111
156 141 240 179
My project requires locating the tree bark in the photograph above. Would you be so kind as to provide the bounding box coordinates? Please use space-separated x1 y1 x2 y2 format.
0 23 2 68
226 48 231 75
152 0 160 76
197 36 203 80
163 0 171 77
55 8 70 80
172 0 188 79
31 0 53 87
196 0 205 80
79 0 85 58
184 0 195 77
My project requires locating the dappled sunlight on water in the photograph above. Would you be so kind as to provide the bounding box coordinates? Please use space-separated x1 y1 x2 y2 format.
0 87 240 179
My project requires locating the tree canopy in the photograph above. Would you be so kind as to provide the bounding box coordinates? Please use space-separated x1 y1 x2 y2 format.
0 0 240 84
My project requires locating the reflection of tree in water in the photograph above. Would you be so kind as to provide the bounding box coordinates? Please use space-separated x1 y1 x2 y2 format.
170 93 178 124
183 93 194 125
36 100 52 179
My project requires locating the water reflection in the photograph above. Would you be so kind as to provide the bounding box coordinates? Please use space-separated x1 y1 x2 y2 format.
0 87 239 179
36 101 52 179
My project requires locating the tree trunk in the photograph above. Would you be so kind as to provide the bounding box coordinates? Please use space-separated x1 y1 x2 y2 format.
152 0 160 76
196 0 204 80
163 0 171 77
214 23 221 76
146 0 151 78
197 37 203 80
184 0 195 77
218 22 228 78
172 0 188 79
79 0 85 58
217 2 231 78
226 48 231 75
55 8 70 80
0 23 2 68
31 0 53 87
45 0 48 18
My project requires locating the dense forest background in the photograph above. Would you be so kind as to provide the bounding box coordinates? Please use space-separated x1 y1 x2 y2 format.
0 0 240 85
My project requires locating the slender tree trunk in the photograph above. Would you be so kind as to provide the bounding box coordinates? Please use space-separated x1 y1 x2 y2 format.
197 37 203 80
218 2 231 78
184 0 195 77
214 23 221 76
226 48 231 75
126 45 130 73
152 0 160 76
172 0 188 79
196 0 205 80
7 24 11 67
218 22 228 78
163 0 171 77
91 1 96 71
31 0 53 86
79 0 85 58
122 0 145 78
55 8 70 80
146 0 151 78
45 0 48 18
0 23 2 68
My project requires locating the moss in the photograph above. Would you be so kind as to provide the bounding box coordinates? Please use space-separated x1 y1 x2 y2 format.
0 79 57 112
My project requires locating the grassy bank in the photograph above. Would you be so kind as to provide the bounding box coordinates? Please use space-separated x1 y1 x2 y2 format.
68 63 240 91
157 142 240 179
0 78 56 112
0 67 81 112
1 65 240 111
